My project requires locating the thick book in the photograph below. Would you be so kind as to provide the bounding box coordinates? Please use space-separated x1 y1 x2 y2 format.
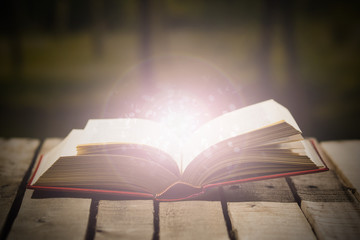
27 100 328 200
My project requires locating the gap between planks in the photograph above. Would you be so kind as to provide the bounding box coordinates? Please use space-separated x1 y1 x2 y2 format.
7 139 92 240
85 198 100 240
0 138 42 239
94 188 234 240
94 177 311 240
288 170 360 239
224 178 317 240
6 138 359 240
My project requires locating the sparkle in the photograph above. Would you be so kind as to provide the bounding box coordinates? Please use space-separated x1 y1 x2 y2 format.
158 106 199 146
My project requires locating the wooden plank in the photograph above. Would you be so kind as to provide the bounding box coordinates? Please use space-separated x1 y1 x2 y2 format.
159 201 229 240
8 190 91 240
222 178 294 202
321 140 360 199
95 200 153 240
228 202 316 240
302 201 360 240
8 138 92 240
289 170 352 202
289 145 360 240
0 138 40 231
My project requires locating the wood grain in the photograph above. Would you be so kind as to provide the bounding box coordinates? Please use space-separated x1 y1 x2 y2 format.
8 190 91 240
159 201 229 240
302 201 360 240
0 138 40 231
222 178 294 202
321 140 360 200
8 138 92 240
95 200 154 240
228 202 316 240
289 171 352 202
289 142 360 240
3 137 360 240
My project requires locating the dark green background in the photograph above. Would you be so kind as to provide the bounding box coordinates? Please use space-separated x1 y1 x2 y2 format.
1 0 359 140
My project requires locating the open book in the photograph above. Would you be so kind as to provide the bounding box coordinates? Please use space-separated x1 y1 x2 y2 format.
28 100 328 200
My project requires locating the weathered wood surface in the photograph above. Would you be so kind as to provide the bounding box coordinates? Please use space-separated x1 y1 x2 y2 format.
8 138 92 240
224 178 310 239
95 200 154 240
228 202 316 240
321 140 360 199
159 201 229 240
289 171 352 202
0 138 40 232
223 178 294 202
289 143 360 240
2 137 360 240
8 190 91 240
302 201 360 240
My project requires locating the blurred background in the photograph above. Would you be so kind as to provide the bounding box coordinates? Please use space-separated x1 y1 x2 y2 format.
1 0 359 140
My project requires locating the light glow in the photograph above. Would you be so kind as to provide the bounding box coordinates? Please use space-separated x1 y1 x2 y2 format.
158 106 200 147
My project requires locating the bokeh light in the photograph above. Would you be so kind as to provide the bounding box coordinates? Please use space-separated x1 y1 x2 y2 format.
102 56 245 134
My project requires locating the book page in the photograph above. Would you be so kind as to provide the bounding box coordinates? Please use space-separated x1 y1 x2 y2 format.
78 118 182 167
32 129 84 184
303 140 324 167
181 100 301 171
35 154 180 194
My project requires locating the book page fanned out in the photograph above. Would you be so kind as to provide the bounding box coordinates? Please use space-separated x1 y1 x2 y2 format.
81 118 182 163
29 99 328 199
182 99 302 170
32 129 84 184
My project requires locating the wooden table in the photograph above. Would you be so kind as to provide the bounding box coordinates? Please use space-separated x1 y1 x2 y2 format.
1 138 360 239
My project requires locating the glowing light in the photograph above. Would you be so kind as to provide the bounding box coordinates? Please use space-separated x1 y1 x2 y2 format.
158 107 199 146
